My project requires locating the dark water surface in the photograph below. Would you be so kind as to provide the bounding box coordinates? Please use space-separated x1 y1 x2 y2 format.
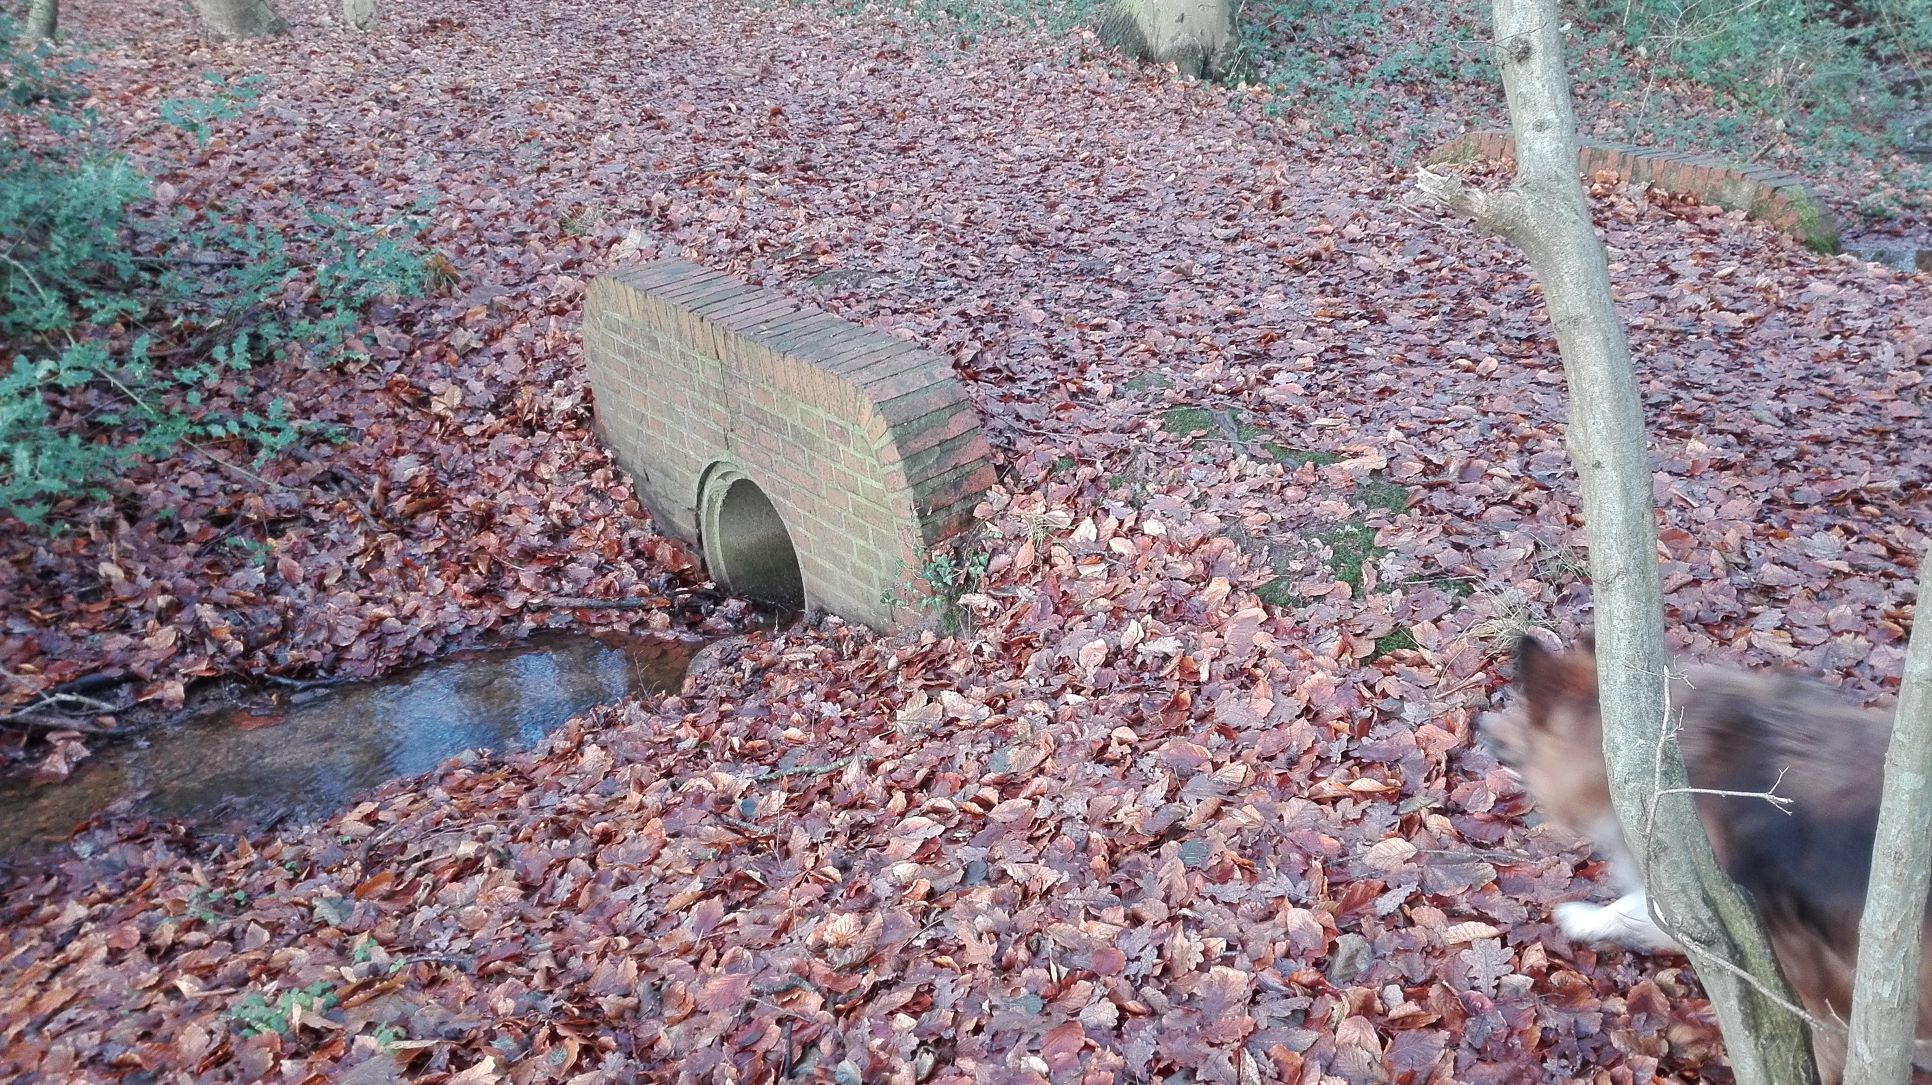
1841 223 1932 272
0 631 698 859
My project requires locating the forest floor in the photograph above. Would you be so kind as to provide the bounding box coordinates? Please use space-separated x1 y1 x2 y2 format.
2 0 1929 1081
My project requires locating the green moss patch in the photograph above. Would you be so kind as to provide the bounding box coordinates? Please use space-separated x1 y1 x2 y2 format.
1159 405 1341 468
1123 371 1175 393
1352 476 1409 514
1372 627 1419 659
1314 520 1384 595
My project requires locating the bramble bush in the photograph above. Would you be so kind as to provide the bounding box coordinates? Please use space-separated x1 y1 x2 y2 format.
0 19 425 528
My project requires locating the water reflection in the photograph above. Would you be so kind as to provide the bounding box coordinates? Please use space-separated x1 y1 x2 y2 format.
0 631 697 858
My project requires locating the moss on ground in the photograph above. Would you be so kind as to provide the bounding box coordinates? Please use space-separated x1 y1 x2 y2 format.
1159 405 1341 468
1353 476 1409 514
1123 371 1175 393
1372 627 1419 659
1160 403 1417 611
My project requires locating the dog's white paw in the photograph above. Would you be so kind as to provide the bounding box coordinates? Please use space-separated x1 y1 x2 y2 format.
1555 893 1683 954
1554 901 1621 941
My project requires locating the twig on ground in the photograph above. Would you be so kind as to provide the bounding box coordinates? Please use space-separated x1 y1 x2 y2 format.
259 674 343 692
752 755 857 784
1 712 117 735
183 438 294 492
753 976 816 997
13 690 118 714
1418 847 1539 864
393 951 475 972
537 596 667 610
717 812 773 837
322 466 393 531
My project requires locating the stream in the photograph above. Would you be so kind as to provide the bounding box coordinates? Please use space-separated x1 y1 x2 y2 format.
0 631 700 860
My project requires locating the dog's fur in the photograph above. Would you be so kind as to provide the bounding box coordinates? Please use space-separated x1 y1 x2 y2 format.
1481 635 1929 1084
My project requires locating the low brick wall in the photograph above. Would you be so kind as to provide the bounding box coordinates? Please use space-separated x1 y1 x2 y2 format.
1431 131 1841 252
583 258 995 630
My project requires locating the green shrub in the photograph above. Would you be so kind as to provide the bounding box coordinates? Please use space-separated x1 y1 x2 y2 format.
1222 0 1493 148
1582 0 1932 158
229 982 337 1037
0 20 425 528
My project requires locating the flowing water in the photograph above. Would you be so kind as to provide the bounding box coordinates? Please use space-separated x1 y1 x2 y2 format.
0 631 700 859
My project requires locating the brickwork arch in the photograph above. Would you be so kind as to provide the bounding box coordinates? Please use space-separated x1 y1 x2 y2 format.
583 258 995 629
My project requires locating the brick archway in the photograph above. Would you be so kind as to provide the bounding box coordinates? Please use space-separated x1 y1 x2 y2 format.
583 258 995 629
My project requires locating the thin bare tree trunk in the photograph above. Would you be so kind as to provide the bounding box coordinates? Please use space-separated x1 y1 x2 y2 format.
195 0 288 41
26 0 58 41
1415 1 1818 1082
1846 563 1932 1085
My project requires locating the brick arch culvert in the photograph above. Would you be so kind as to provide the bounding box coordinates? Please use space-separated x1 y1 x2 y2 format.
583 258 997 630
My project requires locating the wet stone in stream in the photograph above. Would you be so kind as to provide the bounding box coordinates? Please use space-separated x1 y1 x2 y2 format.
0 631 700 860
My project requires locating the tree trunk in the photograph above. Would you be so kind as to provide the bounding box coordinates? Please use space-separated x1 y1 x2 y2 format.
1096 0 1233 81
1845 560 1932 1085
342 0 376 31
26 0 58 41
196 0 288 41
1415 1 1819 1082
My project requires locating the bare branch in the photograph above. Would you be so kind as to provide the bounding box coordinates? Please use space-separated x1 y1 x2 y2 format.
1654 767 1796 814
1675 928 1839 1035
0 712 117 735
1414 167 1534 239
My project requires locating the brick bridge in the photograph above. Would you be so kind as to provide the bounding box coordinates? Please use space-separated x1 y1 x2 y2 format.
583 258 995 629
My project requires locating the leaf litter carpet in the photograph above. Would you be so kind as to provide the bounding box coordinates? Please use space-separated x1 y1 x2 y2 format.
2 0 1928 1082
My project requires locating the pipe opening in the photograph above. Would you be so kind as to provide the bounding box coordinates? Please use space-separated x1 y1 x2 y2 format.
708 477 805 611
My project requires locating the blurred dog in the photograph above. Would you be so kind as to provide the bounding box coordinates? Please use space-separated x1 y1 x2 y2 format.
1480 634 1928 1084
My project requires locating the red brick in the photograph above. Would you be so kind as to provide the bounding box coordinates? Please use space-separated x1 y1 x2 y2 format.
717 296 804 334
795 326 883 368
583 257 992 631
876 380 968 426
847 346 941 391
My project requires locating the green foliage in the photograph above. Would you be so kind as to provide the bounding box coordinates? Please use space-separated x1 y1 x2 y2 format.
559 204 608 237
1314 518 1382 593
370 1024 407 1051
0 28 425 529
1225 0 1491 147
1372 626 1418 658
229 982 337 1037
1582 0 1929 157
1160 403 1341 467
156 72 264 145
880 543 993 634
1230 464 1405 610
1352 475 1408 514
917 546 992 633
186 886 249 923
1076 0 1927 187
